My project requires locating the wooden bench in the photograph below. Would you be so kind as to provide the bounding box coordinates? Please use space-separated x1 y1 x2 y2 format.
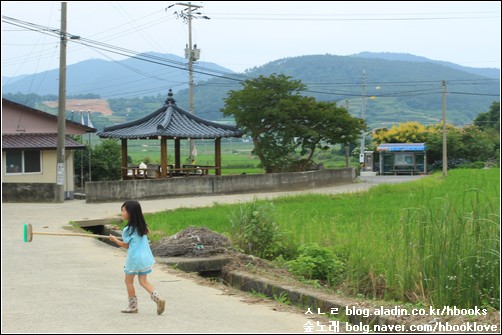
168 167 209 177
390 169 419 175
182 165 221 175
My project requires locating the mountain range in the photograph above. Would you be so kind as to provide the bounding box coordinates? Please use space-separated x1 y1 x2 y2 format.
1 52 233 98
2 51 500 128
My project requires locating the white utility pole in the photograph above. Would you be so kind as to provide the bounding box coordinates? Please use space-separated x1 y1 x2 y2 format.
442 80 448 177
359 71 366 170
345 99 350 167
87 110 94 181
55 2 67 202
170 2 209 163
55 2 80 201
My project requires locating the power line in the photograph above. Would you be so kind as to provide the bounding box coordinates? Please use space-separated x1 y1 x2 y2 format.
2 15 499 101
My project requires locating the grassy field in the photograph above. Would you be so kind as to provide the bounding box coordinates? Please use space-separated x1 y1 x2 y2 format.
137 168 500 310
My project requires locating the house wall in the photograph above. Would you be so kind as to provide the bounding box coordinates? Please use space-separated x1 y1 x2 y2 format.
84 168 355 203
2 150 54 183
2 99 90 202
2 151 76 202
2 103 89 134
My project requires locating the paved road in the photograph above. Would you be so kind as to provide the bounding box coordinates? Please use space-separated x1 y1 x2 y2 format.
1 175 423 333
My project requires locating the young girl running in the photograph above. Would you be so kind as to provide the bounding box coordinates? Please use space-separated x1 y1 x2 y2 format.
110 200 166 315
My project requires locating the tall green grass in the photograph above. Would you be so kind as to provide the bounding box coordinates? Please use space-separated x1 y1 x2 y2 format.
139 168 499 309
397 170 500 308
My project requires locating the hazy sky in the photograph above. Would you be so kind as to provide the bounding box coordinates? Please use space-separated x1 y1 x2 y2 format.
1 1 501 79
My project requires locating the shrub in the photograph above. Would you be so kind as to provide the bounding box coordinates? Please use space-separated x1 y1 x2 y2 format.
228 200 292 259
287 243 345 286
470 161 485 169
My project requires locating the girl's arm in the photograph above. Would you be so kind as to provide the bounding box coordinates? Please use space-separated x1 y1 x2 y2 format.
109 235 129 249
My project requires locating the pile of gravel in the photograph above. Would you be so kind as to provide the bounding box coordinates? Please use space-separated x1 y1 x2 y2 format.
150 226 231 257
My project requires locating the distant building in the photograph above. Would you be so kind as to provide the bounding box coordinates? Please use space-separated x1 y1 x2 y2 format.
2 98 96 202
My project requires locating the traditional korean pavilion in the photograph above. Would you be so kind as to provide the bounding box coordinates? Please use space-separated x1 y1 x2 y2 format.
97 90 243 179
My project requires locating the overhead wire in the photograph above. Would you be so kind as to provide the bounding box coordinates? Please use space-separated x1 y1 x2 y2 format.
2 13 499 100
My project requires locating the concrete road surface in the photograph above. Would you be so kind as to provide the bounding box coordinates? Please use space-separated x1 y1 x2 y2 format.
1 175 423 333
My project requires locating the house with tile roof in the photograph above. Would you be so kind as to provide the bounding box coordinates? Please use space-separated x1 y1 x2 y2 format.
2 98 96 202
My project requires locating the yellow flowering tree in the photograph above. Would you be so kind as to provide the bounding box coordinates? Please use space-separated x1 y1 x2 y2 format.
371 121 428 144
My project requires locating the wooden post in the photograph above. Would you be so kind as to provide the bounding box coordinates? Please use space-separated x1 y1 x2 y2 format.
175 138 181 169
121 139 128 179
215 138 221 175
160 137 167 178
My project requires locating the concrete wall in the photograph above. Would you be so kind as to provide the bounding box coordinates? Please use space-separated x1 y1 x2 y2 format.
2 183 57 202
85 168 355 203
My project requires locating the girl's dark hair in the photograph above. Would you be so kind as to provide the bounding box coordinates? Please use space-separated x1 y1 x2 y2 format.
122 200 149 237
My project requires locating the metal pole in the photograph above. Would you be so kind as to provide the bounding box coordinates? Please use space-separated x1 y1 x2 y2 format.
188 4 195 163
345 99 349 167
55 2 67 202
442 80 447 177
88 133 92 181
87 110 93 181
359 71 366 171
80 141 84 188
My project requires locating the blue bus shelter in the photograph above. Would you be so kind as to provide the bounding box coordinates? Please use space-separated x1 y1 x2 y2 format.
376 143 427 175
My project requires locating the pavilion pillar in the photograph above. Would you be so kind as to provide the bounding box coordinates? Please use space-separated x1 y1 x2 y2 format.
121 139 128 179
215 138 221 175
174 138 181 168
160 137 167 178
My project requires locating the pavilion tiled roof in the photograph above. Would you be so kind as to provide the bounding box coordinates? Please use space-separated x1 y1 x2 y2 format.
2 133 85 150
97 91 243 140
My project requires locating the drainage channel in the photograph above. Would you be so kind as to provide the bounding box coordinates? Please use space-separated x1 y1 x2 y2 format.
74 218 122 248
74 219 404 331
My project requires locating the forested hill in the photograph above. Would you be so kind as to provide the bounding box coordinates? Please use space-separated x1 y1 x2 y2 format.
351 52 500 79
2 52 499 129
174 54 499 127
1 52 234 99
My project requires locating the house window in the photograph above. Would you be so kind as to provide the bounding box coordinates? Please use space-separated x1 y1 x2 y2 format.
5 150 41 174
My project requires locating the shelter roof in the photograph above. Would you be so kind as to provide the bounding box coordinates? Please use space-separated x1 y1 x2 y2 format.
377 143 426 152
97 90 243 140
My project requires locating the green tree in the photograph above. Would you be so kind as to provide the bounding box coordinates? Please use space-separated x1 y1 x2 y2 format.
221 74 365 172
73 138 91 186
424 124 468 163
426 124 496 164
291 100 365 170
474 101 500 132
473 101 500 165
90 139 123 181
